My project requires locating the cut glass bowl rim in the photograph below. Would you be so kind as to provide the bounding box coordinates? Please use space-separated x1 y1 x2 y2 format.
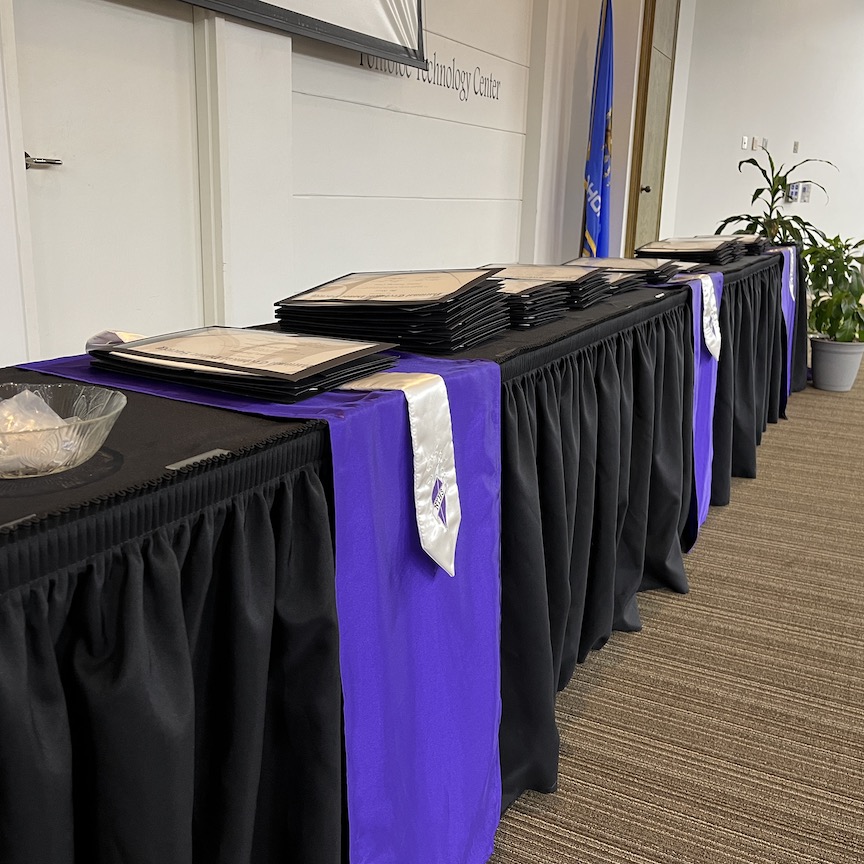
0 382 127 438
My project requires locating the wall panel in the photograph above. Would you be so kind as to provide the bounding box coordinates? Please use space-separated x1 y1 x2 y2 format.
290 0 531 294
667 0 864 240
289 198 521 295
292 33 528 135
293 94 524 200
424 0 532 66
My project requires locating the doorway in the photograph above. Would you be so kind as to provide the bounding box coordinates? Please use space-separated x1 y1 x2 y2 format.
10 0 204 359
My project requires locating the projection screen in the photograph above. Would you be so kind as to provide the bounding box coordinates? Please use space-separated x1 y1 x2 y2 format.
184 0 426 67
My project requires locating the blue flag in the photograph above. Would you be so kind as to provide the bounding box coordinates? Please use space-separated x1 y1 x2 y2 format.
582 0 613 258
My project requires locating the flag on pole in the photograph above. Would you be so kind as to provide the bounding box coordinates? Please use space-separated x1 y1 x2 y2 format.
582 0 613 258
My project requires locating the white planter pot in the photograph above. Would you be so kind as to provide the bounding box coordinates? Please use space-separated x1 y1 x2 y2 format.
810 337 864 392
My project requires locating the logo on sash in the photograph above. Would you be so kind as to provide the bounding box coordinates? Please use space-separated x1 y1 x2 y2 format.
432 477 447 526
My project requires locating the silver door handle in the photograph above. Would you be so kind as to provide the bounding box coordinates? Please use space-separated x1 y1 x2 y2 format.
25 151 63 169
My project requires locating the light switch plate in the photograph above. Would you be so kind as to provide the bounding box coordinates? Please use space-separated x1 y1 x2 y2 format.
741 135 749 150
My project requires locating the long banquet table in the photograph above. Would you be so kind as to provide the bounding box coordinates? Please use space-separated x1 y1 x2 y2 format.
0 251 795 859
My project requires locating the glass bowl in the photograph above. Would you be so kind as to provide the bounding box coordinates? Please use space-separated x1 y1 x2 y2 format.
0 383 127 479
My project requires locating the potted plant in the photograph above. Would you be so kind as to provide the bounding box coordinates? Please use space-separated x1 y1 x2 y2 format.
715 148 834 246
805 235 864 391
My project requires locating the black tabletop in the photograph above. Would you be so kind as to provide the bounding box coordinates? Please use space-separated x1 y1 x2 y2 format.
454 286 690 377
0 368 326 532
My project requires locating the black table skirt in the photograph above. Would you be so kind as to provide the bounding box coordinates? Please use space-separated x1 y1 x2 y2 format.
0 376 343 864
710 255 785 507
460 290 694 809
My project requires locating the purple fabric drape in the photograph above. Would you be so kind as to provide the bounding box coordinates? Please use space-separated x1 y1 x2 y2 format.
688 275 724 529
21 353 502 864
771 246 798 397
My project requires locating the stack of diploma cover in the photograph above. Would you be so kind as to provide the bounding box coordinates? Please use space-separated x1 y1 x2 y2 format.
636 236 746 265
664 260 717 274
487 264 611 311
604 270 652 293
88 327 396 403
557 264 617 308
697 233 768 256
275 269 509 352
497 279 570 328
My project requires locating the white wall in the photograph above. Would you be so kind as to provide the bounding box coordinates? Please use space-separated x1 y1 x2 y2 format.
287 0 531 295
667 0 864 240
519 0 576 265
217 16 294 327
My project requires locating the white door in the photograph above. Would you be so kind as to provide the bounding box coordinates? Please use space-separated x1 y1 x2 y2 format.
13 0 204 360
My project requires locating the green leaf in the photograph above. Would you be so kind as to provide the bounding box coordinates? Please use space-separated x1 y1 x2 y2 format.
750 187 767 205
715 215 749 234
786 157 838 175
802 232 864 338
841 296 858 316
836 320 856 342
737 157 771 186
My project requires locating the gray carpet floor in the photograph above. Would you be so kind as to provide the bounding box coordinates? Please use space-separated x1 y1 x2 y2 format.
490 376 864 863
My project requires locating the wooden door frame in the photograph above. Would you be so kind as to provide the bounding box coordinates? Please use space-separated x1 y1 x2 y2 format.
624 0 679 256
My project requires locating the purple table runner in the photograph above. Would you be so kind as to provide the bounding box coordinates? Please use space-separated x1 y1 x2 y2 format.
22 353 502 864
688 275 724 530
770 246 798 397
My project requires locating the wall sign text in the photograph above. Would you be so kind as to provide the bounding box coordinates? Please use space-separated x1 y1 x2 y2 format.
360 51 501 103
